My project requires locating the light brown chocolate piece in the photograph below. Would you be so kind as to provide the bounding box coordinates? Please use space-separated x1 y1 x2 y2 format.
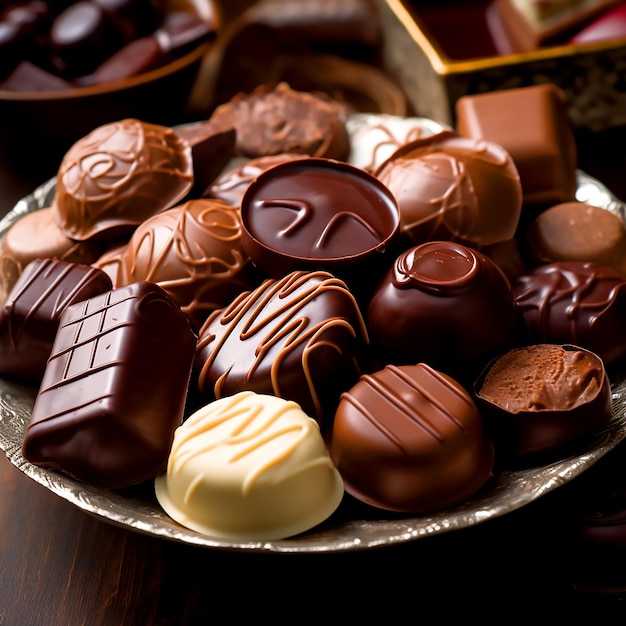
455 84 577 207
526 201 626 276
53 119 194 241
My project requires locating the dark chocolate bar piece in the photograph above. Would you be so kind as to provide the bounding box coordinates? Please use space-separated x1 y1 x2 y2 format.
0 257 112 382
22 280 197 489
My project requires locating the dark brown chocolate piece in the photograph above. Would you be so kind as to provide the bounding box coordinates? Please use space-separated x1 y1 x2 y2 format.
0 59 74 90
52 119 194 241
0 257 112 382
116 198 256 331
374 131 522 248
175 121 237 198
329 363 494 513
475 343 612 459
208 82 351 160
367 241 517 378
194 270 370 429
21 280 197 489
455 84 578 207
512 261 626 366
240 157 400 297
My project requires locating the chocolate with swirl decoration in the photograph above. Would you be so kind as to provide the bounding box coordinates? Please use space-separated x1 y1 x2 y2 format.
194 270 369 429
512 261 626 366
53 118 194 241
374 130 522 248
22 281 197 489
113 198 257 331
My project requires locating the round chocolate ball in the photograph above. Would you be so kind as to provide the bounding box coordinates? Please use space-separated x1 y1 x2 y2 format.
367 240 517 377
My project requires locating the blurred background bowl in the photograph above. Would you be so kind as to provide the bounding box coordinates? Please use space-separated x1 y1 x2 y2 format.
0 0 220 185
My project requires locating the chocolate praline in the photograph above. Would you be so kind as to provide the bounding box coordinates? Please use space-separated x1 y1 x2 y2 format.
194 269 370 430
511 261 626 366
53 118 194 241
367 241 517 378
116 197 256 331
329 362 494 513
474 344 612 460
374 130 522 248
240 157 400 299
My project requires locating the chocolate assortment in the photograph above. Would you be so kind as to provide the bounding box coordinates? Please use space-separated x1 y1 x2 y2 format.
3 81 626 541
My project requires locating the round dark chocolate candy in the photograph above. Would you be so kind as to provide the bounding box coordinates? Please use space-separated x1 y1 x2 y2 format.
512 261 626 366
240 157 400 296
194 269 370 429
374 130 522 248
329 362 494 513
474 343 612 460
367 240 517 376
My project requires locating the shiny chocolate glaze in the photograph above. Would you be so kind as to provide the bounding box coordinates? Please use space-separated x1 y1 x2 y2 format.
512 261 626 366
374 130 522 248
367 241 517 378
240 157 400 298
53 118 194 241
329 362 494 513
194 269 369 429
22 280 197 489
117 197 256 331
0 257 112 382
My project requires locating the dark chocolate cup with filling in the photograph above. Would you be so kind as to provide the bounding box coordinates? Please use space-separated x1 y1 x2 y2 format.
474 343 613 464
240 157 401 302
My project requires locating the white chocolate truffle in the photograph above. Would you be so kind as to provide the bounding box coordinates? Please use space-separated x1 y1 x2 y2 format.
155 391 344 541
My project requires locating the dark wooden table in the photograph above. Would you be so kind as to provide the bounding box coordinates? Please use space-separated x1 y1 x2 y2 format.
2 125 626 624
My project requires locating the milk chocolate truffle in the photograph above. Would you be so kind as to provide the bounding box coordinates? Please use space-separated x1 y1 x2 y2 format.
475 344 612 458
525 201 626 276
512 261 626 366
22 281 197 489
155 391 344 541
52 118 194 241
367 241 517 376
208 82 351 160
455 84 578 207
0 257 112 382
374 131 522 248
116 198 255 330
240 157 400 296
203 153 304 207
329 363 494 513
0 206 103 300
194 270 369 429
